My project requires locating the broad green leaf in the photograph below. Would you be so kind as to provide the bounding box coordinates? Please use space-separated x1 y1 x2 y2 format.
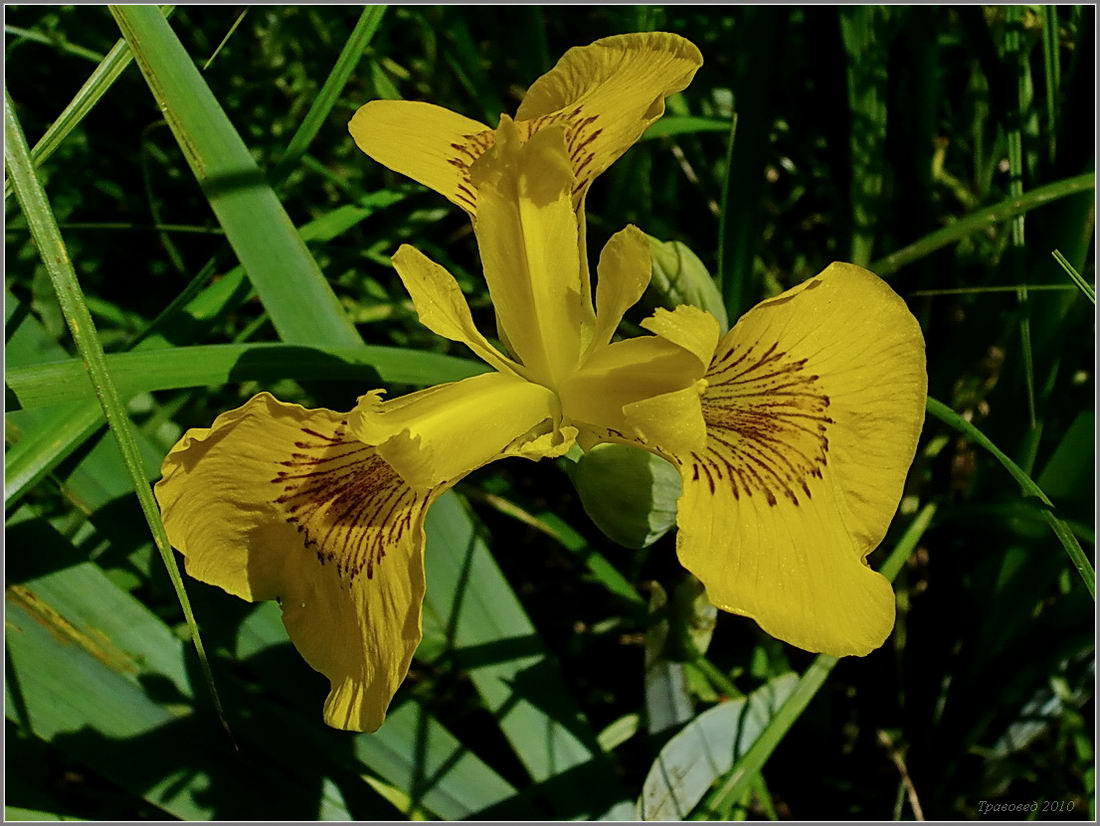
7 344 487 410
644 581 694 737
638 673 798 820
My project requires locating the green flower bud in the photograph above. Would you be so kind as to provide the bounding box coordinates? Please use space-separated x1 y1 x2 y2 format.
645 235 729 331
569 442 681 549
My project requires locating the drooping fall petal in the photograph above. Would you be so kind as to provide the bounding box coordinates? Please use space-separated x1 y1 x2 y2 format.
154 393 437 732
674 263 927 656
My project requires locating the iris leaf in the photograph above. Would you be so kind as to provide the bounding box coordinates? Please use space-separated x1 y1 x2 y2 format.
7 344 488 410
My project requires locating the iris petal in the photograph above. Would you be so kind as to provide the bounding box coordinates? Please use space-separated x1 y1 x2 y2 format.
349 371 574 490
348 100 492 215
155 393 436 731
674 263 927 656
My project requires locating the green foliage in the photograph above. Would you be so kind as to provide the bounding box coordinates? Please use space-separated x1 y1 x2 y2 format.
5 5 1094 821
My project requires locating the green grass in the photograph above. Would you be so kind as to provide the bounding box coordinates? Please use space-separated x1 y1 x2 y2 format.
5 5 1095 821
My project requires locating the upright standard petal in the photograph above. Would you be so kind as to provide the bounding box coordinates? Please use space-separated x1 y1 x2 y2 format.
471 118 595 384
589 224 652 351
349 371 574 490
515 32 703 202
349 100 493 215
674 263 927 657
155 393 437 731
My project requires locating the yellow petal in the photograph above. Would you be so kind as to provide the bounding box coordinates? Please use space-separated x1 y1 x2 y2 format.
559 334 703 452
674 262 927 656
349 371 571 489
640 304 721 371
516 32 703 201
390 244 522 377
349 100 493 215
470 118 595 384
590 224 651 351
622 380 708 456
154 393 436 731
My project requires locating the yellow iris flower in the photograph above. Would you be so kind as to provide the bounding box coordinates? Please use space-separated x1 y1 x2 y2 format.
154 32 927 734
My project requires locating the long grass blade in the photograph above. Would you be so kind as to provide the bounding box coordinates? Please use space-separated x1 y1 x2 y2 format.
1040 6 1061 163
1051 249 1095 304
271 5 387 181
3 7 175 200
109 4 362 348
1003 5 1037 431
926 396 1094 597
840 6 889 266
4 23 104 63
871 173 1094 277
201 7 249 70
4 89 229 736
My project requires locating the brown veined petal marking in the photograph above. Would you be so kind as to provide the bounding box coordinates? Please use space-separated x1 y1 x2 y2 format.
675 263 926 657
155 392 439 731
693 338 832 506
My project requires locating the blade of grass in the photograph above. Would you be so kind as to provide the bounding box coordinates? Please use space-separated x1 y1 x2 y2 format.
1004 5 1037 431
1052 249 1094 304
4 88 229 738
700 502 939 815
4 23 105 63
1041 6 1060 163
201 7 249 70
7 343 487 410
840 6 889 266
271 5 387 181
110 4 362 348
926 396 1094 597
910 284 1076 297
642 116 731 141
870 173 1094 277
3 7 175 200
